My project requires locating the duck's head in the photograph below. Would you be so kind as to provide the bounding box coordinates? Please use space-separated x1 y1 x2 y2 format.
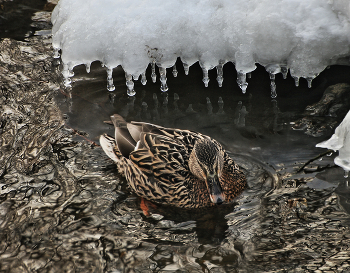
189 138 225 204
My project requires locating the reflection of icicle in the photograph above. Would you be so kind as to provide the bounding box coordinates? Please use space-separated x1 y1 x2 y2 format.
186 104 195 113
159 67 168 92
85 63 91 73
141 72 147 85
162 93 168 115
270 81 277 98
142 102 151 120
201 67 209 87
183 63 189 75
125 73 136 96
216 61 224 87
206 97 213 115
293 76 299 87
107 67 115 91
152 93 159 120
128 96 135 111
234 101 242 126
217 97 224 115
269 72 275 80
163 92 168 106
238 106 248 127
151 62 157 83
237 70 248 93
281 66 288 79
153 93 158 107
172 65 178 77
272 99 282 133
174 93 179 111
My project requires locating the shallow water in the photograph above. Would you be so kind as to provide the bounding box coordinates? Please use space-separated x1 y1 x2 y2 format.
2 1 350 272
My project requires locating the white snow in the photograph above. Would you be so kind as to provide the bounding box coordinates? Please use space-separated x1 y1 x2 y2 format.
317 110 350 173
51 0 350 94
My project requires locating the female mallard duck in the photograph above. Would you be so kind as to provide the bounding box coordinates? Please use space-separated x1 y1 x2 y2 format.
100 114 246 209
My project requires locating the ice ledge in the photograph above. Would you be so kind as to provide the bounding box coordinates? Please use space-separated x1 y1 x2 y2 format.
51 0 350 95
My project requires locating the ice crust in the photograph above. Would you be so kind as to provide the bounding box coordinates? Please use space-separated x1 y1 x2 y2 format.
51 0 350 93
317 110 350 173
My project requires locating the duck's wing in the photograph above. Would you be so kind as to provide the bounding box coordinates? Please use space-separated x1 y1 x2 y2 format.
129 130 192 187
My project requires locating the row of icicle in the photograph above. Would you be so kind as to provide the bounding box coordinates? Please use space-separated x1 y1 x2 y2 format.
54 48 316 98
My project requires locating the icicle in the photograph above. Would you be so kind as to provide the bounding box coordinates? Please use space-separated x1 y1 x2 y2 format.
133 74 140 81
141 72 147 85
159 67 168 92
85 63 91 73
172 65 178 77
107 68 115 91
183 63 189 75
53 47 60 58
62 63 73 87
202 67 209 87
345 170 349 179
269 72 275 80
151 62 157 83
270 81 277 98
216 61 224 87
306 77 313 88
218 97 224 114
281 66 288 79
327 152 333 156
293 76 299 87
206 97 213 115
125 73 136 96
237 70 248 94
247 72 252 79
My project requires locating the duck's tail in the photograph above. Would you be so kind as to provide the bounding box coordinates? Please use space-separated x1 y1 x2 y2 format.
99 133 122 163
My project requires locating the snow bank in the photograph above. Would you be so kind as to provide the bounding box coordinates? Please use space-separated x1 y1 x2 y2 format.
51 0 350 95
317 110 350 174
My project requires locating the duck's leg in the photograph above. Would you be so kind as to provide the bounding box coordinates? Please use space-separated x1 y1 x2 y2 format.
140 198 158 216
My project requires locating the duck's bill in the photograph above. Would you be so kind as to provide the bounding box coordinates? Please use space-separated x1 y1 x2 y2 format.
206 175 225 204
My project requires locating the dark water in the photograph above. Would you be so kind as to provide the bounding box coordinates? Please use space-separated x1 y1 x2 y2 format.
2 1 350 271
53 59 350 271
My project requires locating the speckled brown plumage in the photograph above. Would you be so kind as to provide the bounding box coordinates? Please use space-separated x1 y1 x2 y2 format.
100 114 246 208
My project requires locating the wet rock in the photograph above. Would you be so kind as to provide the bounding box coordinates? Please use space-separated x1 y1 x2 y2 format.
293 83 350 137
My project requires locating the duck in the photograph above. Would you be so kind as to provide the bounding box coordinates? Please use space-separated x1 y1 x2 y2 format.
100 114 246 209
